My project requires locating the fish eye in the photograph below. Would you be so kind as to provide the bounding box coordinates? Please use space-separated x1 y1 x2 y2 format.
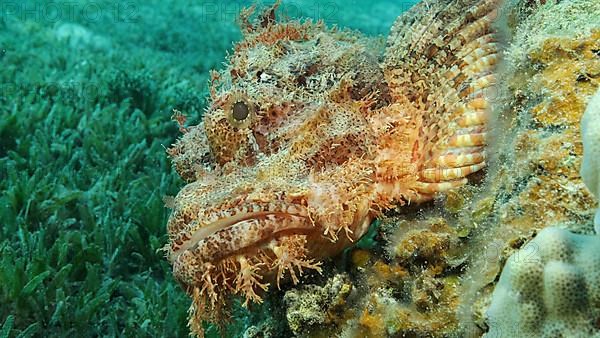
224 92 254 129
232 101 249 121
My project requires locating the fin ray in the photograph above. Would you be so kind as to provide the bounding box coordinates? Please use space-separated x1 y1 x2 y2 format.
384 0 500 196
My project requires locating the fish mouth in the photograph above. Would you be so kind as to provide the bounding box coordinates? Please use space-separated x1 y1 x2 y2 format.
168 201 312 263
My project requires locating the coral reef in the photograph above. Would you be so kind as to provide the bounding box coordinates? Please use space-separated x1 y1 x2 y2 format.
487 23 600 236
581 88 600 233
483 26 600 334
342 218 464 337
457 0 600 333
485 227 600 337
279 217 465 337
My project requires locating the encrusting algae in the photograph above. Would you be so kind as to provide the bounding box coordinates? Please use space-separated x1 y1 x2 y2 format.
163 0 501 335
346 218 463 337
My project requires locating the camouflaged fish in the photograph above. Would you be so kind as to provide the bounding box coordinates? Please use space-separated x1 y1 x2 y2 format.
164 0 499 335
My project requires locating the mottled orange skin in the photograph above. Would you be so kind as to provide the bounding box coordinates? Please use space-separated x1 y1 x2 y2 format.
164 0 499 335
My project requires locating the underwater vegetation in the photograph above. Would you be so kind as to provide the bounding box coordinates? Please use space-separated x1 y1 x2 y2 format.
0 0 235 336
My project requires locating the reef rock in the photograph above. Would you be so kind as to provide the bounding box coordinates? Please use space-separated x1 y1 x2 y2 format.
283 274 353 336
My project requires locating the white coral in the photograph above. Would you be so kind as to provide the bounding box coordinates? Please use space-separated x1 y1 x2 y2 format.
581 88 600 234
485 227 600 337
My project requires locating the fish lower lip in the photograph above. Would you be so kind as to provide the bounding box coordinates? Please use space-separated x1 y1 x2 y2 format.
169 210 310 261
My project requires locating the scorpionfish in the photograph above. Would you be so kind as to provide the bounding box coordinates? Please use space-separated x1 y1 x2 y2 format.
165 0 499 335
